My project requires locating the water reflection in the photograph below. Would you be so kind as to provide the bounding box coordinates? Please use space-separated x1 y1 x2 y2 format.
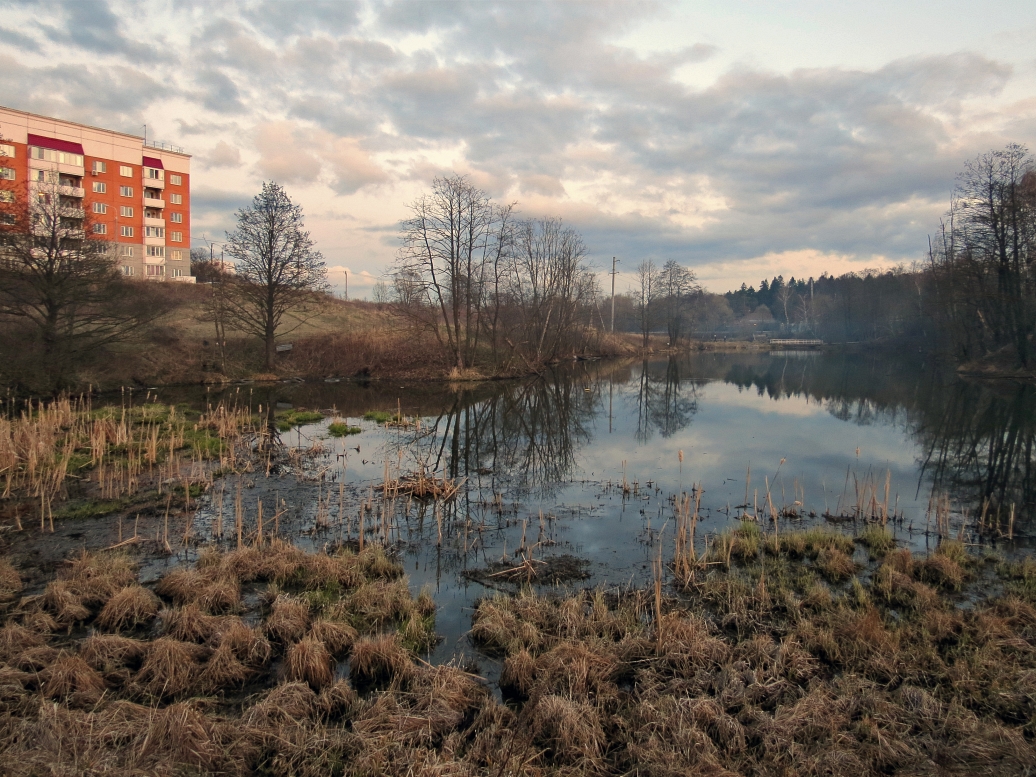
172 350 1034 532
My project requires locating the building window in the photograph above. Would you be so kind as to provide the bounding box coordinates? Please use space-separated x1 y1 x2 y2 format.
146 245 164 257
145 226 164 238
120 206 133 217
120 226 134 237
169 174 182 185
0 191 14 203
169 193 183 205
93 224 107 234
122 266 134 276
93 202 107 214
0 168 14 181
0 144 14 157
120 186 133 197
146 264 165 276
92 181 107 193
30 147 83 166
92 161 107 174
121 245 134 257
120 165 132 177
145 167 163 180
170 212 183 223
170 250 183 261
0 214 15 225
171 268 183 277
170 231 183 242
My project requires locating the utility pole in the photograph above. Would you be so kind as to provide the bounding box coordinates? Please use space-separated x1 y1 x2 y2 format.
610 257 619 332
344 269 348 300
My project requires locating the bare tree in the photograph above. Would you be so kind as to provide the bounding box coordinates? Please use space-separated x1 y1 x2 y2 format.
657 259 698 344
635 259 659 348
224 182 327 371
0 178 168 390
396 175 514 371
508 217 595 361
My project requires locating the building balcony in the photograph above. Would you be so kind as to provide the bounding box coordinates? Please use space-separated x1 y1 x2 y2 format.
144 235 166 247
144 216 165 228
142 176 165 190
171 275 196 284
59 185 85 198
143 196 165 209
60 207 85 218
29 158 85 177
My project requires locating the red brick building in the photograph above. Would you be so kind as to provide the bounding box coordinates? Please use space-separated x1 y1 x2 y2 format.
0 105 193 281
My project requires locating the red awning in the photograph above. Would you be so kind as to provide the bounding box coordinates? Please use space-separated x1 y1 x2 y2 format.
27 134 84 155
142 156 164 169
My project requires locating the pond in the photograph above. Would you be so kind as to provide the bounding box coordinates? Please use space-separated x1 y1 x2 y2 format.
133 350 1032 669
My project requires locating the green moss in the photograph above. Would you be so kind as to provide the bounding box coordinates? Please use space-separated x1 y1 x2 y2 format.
328 423 362 437
363 410 394 424
53 497 132 521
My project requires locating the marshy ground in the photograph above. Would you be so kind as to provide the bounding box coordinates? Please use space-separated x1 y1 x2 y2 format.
2 357 1036 775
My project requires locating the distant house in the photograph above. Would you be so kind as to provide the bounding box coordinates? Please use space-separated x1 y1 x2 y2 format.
744 305 775 324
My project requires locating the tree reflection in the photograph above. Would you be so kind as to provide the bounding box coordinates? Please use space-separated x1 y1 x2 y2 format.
634 358 701 442
398 368 599 499
717 351 1035 526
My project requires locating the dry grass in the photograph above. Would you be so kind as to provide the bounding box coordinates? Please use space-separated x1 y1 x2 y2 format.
96 585 160 632
4 534 1032 776
265 596 311 644
0 558 21 605
284 637 335 690
350 634 415 690
161 603 221 643
195 643 251 695
307 618 357 658
41 652 106 706
134 637 202 700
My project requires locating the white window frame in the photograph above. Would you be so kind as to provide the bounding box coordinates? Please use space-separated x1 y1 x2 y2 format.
122 265 134 276
169 193 183 204
146 245 165 257
93 202 107 214
92 181 107 193
170 212 183 224
0 191 14 203
145 226 164 238
93 223 107 234
92 160 107 173
119 165 133 177
120 226 134 237
169 174 182 185
170 250 183 261
120 206 133 217
0 144 14 158
0 168 15 181
120 186 133 197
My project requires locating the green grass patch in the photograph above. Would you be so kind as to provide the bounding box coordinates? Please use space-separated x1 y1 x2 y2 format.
363 410 394 424
327 422 362 437
856 524 897 556
275 409 324 431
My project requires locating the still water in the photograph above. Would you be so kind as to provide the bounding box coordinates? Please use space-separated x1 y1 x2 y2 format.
180 350 1035 664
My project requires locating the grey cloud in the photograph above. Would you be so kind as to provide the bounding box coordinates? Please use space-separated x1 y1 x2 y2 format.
241 0 362 41
38 0 154 59
193 68 247 113
0 24 42 52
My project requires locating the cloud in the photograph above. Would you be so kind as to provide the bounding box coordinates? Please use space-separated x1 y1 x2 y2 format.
203 141 243 169
0 0 1031 290
254 121 322 184
326 137 388 193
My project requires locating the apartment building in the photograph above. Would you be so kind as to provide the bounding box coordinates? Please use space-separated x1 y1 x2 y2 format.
0 105 193 281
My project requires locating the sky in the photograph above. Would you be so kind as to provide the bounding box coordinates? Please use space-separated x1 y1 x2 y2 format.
1 0 1034 294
